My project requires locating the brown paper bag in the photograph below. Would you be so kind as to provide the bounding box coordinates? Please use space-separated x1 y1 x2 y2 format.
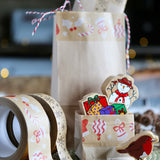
51 11 126 106
51 11 126 149
72 0 128 13
74 112 135 160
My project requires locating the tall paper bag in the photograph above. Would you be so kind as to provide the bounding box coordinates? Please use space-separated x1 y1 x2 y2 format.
51 11 126 148
51 11 126 106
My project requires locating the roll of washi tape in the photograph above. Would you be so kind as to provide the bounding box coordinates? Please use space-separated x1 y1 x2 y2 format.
0 94 53 160
31 93 72 160
6 100 57 153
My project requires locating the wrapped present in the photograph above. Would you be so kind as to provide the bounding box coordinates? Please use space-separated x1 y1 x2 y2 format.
99 106 117 115
83 95 108 115
87 101 104 115
112 104 127 115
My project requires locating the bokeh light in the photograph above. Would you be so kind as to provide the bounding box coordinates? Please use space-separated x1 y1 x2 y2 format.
129 49 136 59
139 37 149 47
1 68 9 78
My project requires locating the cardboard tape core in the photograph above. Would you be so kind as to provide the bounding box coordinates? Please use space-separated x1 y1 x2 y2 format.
0 99 27 159
7 111 21 148
0 105 17 157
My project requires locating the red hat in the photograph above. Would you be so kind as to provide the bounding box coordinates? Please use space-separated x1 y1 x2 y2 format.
118 78 133 89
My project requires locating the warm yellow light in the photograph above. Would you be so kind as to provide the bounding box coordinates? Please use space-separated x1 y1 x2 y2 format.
1 68 9 78
129 49 136 59
139 37 149 47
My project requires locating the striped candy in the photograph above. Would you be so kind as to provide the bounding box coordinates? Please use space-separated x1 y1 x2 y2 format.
78 24 94 37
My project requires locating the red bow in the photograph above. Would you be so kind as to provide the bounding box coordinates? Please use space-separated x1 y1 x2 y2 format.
115 90 128 103
113 122 125 132
33 130 41 143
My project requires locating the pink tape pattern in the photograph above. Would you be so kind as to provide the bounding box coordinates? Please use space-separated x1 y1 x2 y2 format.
114 20 125 39
125 14 131 71
78 24 94 37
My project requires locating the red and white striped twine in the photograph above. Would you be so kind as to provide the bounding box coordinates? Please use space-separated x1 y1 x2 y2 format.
125 14 131 71
26 0 71 36
76 0 84 11
26 0 84 36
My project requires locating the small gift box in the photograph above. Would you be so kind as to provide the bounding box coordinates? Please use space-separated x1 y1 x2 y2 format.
82 95 108 115
112 104 127 115
87 101 103 115
99 106 117 115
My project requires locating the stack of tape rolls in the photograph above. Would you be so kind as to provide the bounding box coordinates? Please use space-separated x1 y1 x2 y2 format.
0 93 72 160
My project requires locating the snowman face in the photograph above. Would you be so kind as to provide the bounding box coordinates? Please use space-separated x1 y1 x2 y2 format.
117 82 130 93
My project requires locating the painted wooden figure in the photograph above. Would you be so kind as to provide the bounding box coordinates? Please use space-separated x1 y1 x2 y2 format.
116 131 159 160
101 74 139 109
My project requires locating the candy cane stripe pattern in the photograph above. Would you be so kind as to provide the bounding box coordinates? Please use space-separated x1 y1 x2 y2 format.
78 24 94 37
125 14 131 71
114 19 125 39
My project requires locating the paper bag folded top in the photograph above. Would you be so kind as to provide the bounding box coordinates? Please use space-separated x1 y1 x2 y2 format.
73 0 128 13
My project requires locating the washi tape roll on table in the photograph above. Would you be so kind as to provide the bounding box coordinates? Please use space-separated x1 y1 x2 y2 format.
6 100 57 153
0 94 72 160
31 93 72 160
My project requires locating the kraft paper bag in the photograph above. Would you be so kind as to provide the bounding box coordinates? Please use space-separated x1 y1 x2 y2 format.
72 0 128 13
51 11 126 106
51 11 126 148
74 112 135 160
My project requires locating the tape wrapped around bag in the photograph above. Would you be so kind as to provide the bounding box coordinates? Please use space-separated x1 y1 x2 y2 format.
0 94 72 160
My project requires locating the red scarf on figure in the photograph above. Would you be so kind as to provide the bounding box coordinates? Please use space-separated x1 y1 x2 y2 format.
115 90 128 103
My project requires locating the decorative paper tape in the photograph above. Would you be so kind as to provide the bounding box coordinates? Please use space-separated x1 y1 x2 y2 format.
31 93 72 160
56 11 125 41
6 100 57 153
0 94 71 160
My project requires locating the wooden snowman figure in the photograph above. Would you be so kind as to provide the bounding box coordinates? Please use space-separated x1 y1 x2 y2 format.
109 77 133 108
101 74 139 109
